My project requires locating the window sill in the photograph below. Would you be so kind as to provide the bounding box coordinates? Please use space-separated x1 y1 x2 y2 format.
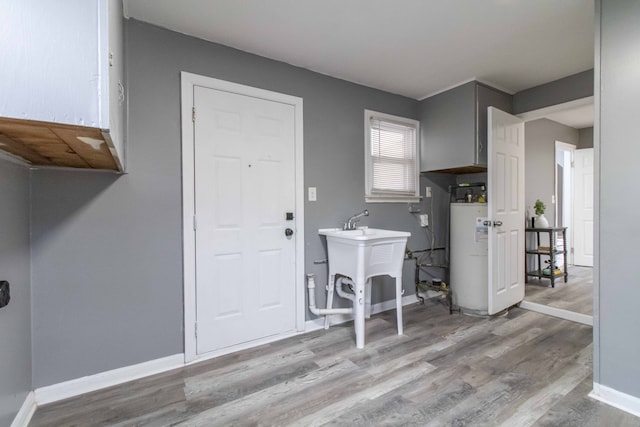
365 196 421 204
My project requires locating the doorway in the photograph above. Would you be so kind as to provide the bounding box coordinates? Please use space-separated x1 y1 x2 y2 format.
518 97 594 324
555 140 576 266
181 73 305 363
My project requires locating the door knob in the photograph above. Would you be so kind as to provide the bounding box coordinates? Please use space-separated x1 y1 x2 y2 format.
285 228 294 237
493 221 503 227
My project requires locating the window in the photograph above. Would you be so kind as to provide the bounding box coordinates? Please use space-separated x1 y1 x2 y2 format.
364 110 420 203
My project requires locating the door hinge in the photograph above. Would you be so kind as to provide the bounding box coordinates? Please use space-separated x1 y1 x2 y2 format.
192 106 196 123
195 322 198 338
571 247 574 254
193 215 197 231
571 161 575 168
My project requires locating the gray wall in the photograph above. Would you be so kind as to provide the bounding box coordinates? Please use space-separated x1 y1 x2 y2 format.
513 69 594 114
524 119 579 226
0 159 31 426
597 0 640 399
578 127 594 149
29 19 428 387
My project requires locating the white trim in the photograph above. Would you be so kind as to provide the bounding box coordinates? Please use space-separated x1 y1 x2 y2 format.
516 96 594 123
554 140 576 264
10 392 36 427
518 300 593 326
364 109 420 203
590 383 640 418
418 78 515 101
365 196 421 204
305 293 420 332
186 329 303 365
180 72 305 363
34 354 184 406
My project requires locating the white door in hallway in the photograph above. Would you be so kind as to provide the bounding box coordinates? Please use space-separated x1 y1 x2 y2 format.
488 107 525 315
193 85 296 355
573 148 594 267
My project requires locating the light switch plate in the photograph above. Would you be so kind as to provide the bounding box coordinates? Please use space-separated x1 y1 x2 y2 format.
425 187 432 198
308 187 317 201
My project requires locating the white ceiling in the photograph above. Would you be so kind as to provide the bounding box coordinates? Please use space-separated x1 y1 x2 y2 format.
123 0 594 100
544 103 593 129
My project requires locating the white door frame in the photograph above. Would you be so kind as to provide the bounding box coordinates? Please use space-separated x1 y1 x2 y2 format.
180 72 305 363
555 140 576 264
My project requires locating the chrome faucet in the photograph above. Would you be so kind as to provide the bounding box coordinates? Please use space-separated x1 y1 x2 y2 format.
344 209 369 230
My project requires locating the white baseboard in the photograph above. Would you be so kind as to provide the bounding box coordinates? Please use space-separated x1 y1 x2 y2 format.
10 391 36 427
34 354 184 406
186 329 304 365
590 382 640 418
518 300 593 326
305 293 419 332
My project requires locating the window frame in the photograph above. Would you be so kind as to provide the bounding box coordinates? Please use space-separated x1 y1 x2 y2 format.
364 109 421 203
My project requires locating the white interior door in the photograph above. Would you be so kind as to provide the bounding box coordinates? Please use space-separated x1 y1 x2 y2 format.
573 148 594 267
488 107 525 315
193 86 296 355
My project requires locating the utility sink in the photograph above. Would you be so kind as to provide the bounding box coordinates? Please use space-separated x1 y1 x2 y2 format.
319 227 410 241
318 227 410 348
319 227 410 277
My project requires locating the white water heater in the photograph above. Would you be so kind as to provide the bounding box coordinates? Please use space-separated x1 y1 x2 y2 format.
450 203 488 315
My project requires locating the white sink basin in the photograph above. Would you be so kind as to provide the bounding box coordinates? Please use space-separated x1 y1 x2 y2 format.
319 227 410 241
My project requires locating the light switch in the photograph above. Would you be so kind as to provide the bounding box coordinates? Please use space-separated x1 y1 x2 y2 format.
425 187 432 198
308 187 317 201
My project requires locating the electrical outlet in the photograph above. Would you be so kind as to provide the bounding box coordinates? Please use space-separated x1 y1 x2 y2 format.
419 214 429 227
308 187 317 201
425 186 432 198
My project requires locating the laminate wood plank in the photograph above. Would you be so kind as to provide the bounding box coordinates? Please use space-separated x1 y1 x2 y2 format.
175 358 361 427
29 304 639 427
525 265 593 315
292 361 438 427
533 376 640 427
495 344 592 426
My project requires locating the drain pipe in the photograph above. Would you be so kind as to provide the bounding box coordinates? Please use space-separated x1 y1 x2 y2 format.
335 277 356 302
307 274 353 315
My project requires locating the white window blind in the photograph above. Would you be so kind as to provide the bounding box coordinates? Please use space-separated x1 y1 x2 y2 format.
365 110 419 202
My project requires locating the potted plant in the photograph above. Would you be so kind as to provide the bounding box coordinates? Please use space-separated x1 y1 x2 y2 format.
534 199 549 228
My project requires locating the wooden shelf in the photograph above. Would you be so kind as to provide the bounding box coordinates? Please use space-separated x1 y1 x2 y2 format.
0 117 120 171
525 227 568 288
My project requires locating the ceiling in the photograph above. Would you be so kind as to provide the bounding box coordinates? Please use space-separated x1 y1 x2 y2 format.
123 0 594 101
544 102 593 129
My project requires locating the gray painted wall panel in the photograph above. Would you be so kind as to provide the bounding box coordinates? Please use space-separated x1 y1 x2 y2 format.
31 170 183 388
598 0 640 398
0 160 31 426
420 82 476 171
513 69 594 114
578 127 594 149
524 119 579 227
30 19 428 387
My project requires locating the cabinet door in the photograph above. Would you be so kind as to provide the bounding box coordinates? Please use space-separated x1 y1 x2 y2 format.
476 84 513 166
420 82 476 171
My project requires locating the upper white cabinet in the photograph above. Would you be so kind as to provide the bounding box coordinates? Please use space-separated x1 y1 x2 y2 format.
419 81 511 173
0 0 125 171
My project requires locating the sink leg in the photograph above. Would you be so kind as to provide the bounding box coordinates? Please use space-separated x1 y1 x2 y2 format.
365 278 372 319
395 276 403 336
324 273 335 330
354 278 365 349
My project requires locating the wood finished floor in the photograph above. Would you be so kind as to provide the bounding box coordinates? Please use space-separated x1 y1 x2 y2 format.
524 265 593 315
30 300 639 427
